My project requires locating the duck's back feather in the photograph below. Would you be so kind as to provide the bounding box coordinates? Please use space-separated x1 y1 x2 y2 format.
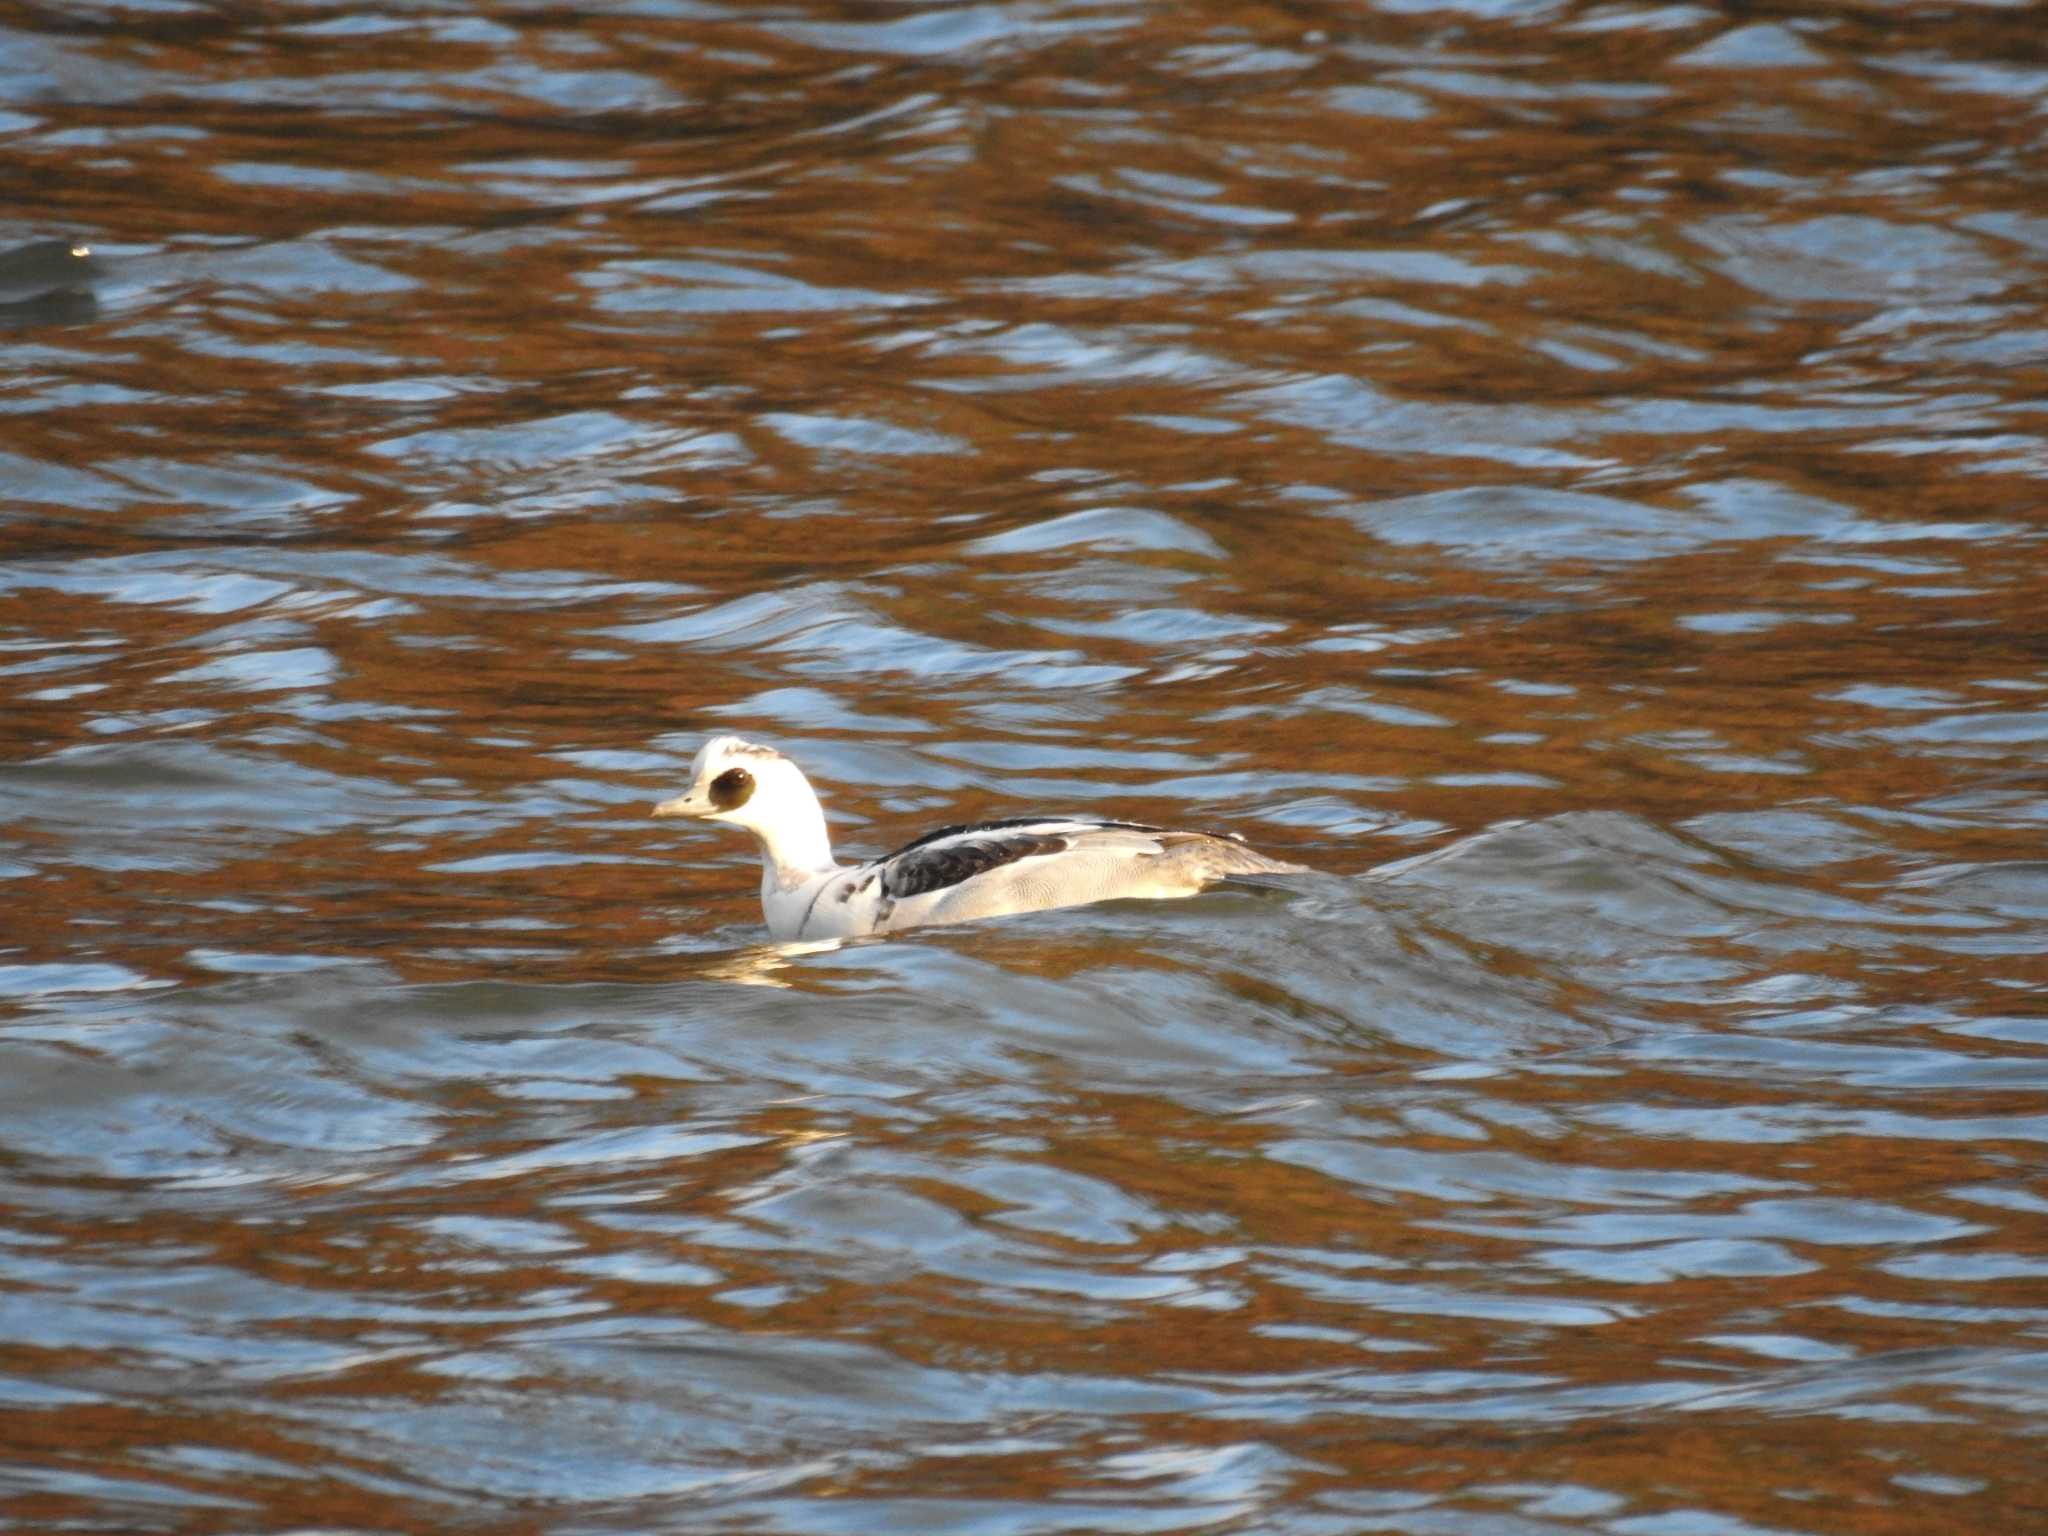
828 815 1308 935
877 816 1163 901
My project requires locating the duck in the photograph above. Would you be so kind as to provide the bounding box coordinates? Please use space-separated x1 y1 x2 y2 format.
653 734 1311 941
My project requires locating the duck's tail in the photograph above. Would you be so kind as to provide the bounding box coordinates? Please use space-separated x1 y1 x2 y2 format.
1160 831 1314 883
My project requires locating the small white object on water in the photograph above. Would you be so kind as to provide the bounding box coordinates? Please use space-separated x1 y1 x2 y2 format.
654 735 1311 942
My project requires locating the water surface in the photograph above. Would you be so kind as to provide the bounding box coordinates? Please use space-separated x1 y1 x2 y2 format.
3 2 2046 1532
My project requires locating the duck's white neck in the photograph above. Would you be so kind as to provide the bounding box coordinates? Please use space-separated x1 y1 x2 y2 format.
739 785 840 889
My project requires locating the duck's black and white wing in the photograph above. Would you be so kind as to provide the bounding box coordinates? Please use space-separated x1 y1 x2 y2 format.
849 815 1307 932
873 817 1147 899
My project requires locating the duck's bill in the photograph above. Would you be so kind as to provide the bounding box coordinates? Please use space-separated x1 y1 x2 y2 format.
652 792 710 818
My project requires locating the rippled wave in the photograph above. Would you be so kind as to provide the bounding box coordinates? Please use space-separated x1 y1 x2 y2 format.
2 1 2045 1531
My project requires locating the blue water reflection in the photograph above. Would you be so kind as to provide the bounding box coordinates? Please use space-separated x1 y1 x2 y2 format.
2 0 2046 1531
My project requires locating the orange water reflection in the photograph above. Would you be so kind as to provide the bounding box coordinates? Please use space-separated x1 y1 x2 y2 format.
2 0 2046 1532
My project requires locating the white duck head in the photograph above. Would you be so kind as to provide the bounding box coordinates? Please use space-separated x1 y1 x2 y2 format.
653 735 839 881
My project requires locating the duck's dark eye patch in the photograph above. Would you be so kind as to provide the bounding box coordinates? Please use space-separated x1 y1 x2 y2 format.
709 766 754 811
